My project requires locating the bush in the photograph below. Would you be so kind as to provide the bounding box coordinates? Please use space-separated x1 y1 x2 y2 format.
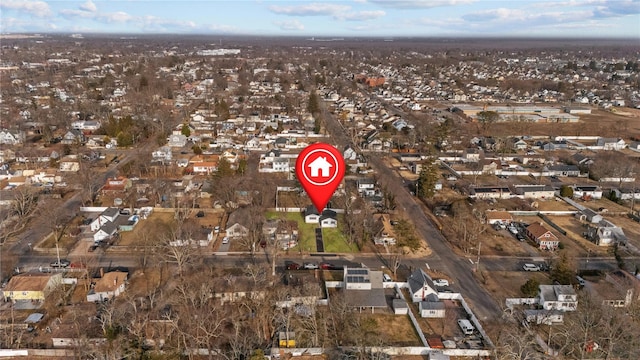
521 278 540 297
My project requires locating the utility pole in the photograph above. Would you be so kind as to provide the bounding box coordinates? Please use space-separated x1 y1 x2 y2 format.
476 242 481 272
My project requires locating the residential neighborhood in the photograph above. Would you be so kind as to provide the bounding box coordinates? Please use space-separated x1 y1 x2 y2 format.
0 32 639 360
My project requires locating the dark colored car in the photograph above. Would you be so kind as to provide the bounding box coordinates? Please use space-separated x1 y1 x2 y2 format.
285 261 301 270
320 262 341 270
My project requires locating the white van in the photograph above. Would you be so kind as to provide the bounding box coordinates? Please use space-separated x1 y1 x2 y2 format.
458 319 475 335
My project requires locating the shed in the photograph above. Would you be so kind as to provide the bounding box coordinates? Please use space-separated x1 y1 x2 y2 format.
392 299 408 315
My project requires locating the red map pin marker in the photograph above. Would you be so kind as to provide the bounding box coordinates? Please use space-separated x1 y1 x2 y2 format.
296 143 345 213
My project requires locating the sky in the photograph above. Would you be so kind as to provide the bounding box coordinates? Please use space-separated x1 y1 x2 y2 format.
1 0 639 38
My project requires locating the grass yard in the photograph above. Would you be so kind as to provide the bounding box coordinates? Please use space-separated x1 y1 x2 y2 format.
266 211 356 253
361 313 422 346
118 212 175 246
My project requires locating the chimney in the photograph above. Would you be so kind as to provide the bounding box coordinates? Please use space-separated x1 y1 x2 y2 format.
100 268 104 278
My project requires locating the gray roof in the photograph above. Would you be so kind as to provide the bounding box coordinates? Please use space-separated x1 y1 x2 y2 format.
99 221 118 235
102 207 120 219
392 298 407 309
420 301 445 310
408 268 433 295
344 288 387 308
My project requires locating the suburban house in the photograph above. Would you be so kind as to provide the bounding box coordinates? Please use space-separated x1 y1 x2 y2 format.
357 178 376 196
611 187 640 200
469 186 512 199
407 268 438 302
586 219 627 246
152 146 172 163
419 294 446 318
93 221 118 242
167 134 187 148
225 207 251 239
572 185 603 200
485 210 513 225
512 138 528 150
2 273 63 302
304 206 338 228
87 271 128 302
101 176 131 194
61 129 85 145
525 223 559 250
90 207 121 232
342 267 387 313
538 285 577 311
170 224 214 247
596 137 626 150
226 223 249 239
577 208 603 224
548 164 580 177
372 214 396 245
263 219 299 250
512 184 556 199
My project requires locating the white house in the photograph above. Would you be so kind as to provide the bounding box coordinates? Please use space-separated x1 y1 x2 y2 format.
226 223 249 239
419 295 446 318
407 268 438 303
304 206 338 227
0 130 25 145
90 208 120 232
538 285 577 312
167 134 187 148
93 222 118 242
513 185 556 199
152 146 172 162
86 271 127 302
572 185 603 200
596 137 626 150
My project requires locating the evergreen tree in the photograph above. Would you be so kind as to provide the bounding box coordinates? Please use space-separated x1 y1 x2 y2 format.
417 157 439 199
181 123 191 137
520 278 540 297
560 185 574 198
307 91 320 114
550 252 575 285
216 157 233 178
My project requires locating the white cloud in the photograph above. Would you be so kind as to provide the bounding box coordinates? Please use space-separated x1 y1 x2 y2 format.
369 0 475 9
0 16 57 32
274 19 305 31
336 10 386 21
98 11 134 23
79 0 97 13
269 3 351 16
0 0 51 18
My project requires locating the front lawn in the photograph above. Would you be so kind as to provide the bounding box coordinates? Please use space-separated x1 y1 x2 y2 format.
266 211 356 253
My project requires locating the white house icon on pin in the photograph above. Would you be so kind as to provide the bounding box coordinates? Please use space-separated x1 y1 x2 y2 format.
308 156 332 177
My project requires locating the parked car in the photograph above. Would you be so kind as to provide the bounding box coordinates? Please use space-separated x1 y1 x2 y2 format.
285 261 301 270
516 233 526 242
382 273 392 282
221 237 229 244
433 279 449 287
319 262 336 270
303 262 319 270
50 259 71 268
523 263 541 272
508 225 519 235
